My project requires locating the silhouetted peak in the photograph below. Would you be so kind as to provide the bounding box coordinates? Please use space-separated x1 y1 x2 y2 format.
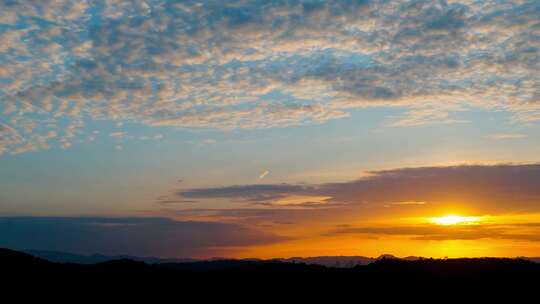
0 248 49 263
377 254 399 260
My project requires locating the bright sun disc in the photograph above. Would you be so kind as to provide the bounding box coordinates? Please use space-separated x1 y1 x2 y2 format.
430 215 481 226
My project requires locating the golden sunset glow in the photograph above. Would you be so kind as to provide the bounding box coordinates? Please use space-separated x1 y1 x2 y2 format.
2 0 540 263
429 215 482 226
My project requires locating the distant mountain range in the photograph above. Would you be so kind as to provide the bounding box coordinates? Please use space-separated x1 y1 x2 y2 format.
23 249 540 267
280 254 432 267
22 249 416 267
23 249 198 265
3 247 540 294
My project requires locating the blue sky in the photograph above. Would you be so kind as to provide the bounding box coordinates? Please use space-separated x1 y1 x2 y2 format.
1 0 540 258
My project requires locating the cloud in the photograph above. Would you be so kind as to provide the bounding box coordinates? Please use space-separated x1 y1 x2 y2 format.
177 163 540 213
389 201 426 206
0 0 539 155
487 133 527 140
166 207 330 224
109 131 128 138
0 217 285 257
313 164 540 212
259 170 269 179
180 183 313 203
331 222 540 242
139 134 163 140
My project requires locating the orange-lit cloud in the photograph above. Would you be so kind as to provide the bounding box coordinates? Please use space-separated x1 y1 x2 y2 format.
163 163 540 257
177 163 540 214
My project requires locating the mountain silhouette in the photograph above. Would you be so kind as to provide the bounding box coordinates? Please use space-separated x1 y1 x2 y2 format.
23 249 197 264
3 247 540 295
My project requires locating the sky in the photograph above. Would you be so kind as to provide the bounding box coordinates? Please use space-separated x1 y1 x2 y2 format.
0 0 539 259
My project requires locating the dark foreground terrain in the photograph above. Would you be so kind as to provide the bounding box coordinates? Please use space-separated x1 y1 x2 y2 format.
2 248 539 296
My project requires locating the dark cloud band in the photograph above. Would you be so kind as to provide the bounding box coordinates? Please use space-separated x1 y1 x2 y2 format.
0 217 285 257
178 164 540 213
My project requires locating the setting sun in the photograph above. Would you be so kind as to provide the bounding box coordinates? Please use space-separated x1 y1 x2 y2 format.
2 0 540 273
430 215 481 226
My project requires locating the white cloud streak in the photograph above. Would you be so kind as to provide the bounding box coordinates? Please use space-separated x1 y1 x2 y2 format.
259 170 270 179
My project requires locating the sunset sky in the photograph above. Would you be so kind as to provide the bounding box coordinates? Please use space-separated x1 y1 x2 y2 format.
1 0 539 259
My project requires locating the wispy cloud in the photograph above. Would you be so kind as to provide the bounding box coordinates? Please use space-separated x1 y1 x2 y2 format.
487 133 527 140
259 170 270 179
180 183 313 202
109 132 128 138
390 201 427 206
177 163 540 213
330 222 540 242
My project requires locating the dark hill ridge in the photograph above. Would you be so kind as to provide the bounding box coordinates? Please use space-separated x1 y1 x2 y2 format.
22 249 380 267
23 249 197 264
3 247 540 291
0 247 54 270
3 248 540 300
23 248 540 267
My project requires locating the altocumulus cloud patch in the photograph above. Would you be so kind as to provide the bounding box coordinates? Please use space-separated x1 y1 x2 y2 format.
0 0 539 155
